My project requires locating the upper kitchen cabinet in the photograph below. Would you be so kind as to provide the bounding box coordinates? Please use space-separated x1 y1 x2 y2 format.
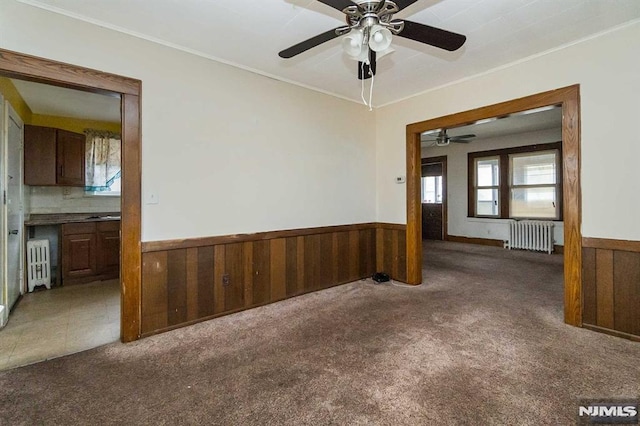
24 125 86 186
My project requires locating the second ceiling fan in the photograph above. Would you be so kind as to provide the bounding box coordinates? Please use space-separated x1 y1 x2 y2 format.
423 129 476 146
279 0 467 80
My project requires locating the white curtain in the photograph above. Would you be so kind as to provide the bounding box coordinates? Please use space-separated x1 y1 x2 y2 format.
85 129 121 192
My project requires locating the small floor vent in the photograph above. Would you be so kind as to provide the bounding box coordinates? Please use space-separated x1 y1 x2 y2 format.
27 239 51 292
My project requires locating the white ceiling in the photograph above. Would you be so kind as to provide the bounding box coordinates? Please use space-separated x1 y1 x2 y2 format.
11 79 121 122
421 106 562 145
15 0 640 106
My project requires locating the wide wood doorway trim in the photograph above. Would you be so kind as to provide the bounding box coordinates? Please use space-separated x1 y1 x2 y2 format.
406 85 582 327
0 49 142 341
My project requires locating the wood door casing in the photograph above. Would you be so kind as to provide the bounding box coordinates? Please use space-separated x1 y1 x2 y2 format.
406 85 582 328
0 48 143 342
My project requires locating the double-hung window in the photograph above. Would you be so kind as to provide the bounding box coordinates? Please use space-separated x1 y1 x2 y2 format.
509 151 558 219
474 157 500 217
468 142 561 220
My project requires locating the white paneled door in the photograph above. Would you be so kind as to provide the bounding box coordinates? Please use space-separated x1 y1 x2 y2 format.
4 101 24 313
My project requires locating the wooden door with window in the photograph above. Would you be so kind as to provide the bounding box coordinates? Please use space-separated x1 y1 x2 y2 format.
421 157 447 240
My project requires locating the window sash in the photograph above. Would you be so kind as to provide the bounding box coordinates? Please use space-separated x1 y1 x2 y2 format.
468 143 562 219
474 156 500 217
508 150 559 219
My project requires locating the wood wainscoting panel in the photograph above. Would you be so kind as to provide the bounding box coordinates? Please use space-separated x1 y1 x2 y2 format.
196 247 215 318
252 240 271 306
595 249 614 329
285 237 299 297
359 228 376 278
224 243 246 312
613 251 640 336
581 237 640 339
581 247 597 326
166 249 188 326
270 239 287 302
141 251 168 334
376 223 408 283
141 223 378 336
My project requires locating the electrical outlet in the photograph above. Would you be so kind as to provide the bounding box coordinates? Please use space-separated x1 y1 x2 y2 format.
222 274 230 286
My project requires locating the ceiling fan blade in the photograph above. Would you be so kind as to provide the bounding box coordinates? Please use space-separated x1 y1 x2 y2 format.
394 0 419 10
453 134 476 139
450 139 472 143
315 0 354 11
397 20 466 51
279 27 344 58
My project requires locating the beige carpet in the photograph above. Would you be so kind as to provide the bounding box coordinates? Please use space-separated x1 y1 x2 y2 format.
0 241 638 425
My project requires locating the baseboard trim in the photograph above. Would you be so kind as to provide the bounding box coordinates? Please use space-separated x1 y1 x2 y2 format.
445 235 564 254
582 237 640 252
377 222 407 231
446 235 503 247
582 324 640 342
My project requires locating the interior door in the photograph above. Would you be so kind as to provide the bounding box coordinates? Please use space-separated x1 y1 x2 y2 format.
421 157 447 240
6 102 24 310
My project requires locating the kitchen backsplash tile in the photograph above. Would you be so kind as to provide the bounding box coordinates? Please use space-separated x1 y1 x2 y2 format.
27 186 120 215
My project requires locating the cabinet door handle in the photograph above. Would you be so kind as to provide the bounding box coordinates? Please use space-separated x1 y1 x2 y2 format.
59 165 64 177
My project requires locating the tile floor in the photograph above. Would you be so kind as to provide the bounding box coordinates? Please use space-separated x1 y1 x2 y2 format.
0 279 120 371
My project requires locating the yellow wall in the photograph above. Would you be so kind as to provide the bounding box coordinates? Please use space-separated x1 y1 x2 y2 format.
30 114 120 134
0 77 120 133
0 76 33 122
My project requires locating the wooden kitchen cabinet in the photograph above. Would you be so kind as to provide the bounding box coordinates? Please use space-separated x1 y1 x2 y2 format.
24 125 86 186
56 130 86 185
97 221 121 275
62 221 120 285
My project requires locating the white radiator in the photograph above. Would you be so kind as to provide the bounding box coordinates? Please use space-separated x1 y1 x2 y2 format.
27 239 51 292
505 220 555 254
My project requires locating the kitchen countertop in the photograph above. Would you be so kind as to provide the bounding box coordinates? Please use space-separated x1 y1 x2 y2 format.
24 212 121 226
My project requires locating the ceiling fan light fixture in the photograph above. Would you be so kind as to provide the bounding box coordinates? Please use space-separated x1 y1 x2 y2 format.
342 29 366 58
369 25 393 52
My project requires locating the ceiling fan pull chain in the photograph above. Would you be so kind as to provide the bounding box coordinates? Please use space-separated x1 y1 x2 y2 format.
368 70 375 111
360 61 368 107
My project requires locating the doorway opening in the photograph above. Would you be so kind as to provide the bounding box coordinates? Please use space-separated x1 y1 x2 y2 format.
0 76 125 369
0 49 142 360
405 85 582 327
421 156 447 241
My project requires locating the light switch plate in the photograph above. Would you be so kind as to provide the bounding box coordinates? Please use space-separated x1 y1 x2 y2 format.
395 176 406 184
145 192 159 205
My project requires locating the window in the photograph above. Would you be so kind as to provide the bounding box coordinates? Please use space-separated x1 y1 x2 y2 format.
84 130 122 196
421 160 444 204
422 176 443 204
510 151 557 218
474 157 499 216
468 143 561 219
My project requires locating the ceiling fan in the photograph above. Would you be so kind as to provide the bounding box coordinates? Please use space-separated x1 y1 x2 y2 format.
423 129 476 146
279 0 467 80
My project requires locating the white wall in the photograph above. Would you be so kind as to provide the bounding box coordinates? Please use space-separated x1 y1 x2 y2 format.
422 128 564 245
0 1 376 242
376 21 640 241
26 186 120 215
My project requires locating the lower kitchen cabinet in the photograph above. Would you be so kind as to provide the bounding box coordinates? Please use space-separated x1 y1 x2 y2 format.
62 221 120 284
